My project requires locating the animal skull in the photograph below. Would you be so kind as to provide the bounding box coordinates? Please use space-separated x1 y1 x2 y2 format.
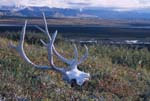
10 13 90 86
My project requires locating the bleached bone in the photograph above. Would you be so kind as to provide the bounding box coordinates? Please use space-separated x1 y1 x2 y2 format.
10 13 90 86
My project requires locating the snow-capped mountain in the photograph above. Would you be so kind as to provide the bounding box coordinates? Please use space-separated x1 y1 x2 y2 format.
0 6 150 19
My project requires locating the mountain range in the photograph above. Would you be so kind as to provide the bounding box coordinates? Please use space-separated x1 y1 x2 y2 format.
0 6 150 19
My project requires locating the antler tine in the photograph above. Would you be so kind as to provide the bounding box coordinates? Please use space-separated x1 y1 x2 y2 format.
10 20 27 49
38 12 88 68
73 44 78 63
40 39 47 46
19 20 27 46
34 25 46 34
47 31 65 73
10 20 51 70
69 44 78 68
52 40 74 64
42 12 51 40
77 45 89 65
37 12 74 65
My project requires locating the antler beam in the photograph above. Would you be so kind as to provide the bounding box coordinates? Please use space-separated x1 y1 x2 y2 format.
10 13 90 86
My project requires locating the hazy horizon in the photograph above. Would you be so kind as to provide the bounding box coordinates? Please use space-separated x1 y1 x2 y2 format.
0 0 150 11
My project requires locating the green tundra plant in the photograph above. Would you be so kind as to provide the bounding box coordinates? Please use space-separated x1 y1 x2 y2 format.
9 13 90 87
0 36 150 100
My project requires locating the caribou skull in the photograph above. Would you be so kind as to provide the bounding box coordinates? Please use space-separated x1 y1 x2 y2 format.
10 13 90 86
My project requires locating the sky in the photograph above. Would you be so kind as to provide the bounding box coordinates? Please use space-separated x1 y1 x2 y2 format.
1 0 150 9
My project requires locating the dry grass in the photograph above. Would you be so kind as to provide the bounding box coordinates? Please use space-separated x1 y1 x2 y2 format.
0 37 150 100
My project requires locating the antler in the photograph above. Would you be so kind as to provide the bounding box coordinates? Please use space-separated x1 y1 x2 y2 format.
35 13 89 67
10 13 90 86
10 20 49 70
9 21 64 74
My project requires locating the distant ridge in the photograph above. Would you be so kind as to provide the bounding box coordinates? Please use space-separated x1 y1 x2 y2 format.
0 6 150 19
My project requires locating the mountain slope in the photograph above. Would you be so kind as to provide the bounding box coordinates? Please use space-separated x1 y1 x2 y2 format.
0 6 150 19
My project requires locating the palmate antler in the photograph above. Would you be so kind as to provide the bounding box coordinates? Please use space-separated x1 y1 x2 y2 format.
10 13 90 86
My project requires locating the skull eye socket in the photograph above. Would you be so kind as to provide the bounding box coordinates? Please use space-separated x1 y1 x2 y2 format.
82 80 89 86
71 79 77 87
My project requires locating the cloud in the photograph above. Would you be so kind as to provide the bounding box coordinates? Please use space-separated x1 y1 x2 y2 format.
26 0 69 8
69 0 150 9
92 0 150 8
0 0 23 6
0 0 150 9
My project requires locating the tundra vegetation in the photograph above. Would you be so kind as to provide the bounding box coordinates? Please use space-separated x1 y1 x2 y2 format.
0 31 150 100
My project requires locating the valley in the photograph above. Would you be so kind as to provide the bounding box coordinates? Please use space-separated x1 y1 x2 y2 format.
0 18 150 48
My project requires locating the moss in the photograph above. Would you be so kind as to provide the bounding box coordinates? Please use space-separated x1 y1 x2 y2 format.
0 36 150 100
